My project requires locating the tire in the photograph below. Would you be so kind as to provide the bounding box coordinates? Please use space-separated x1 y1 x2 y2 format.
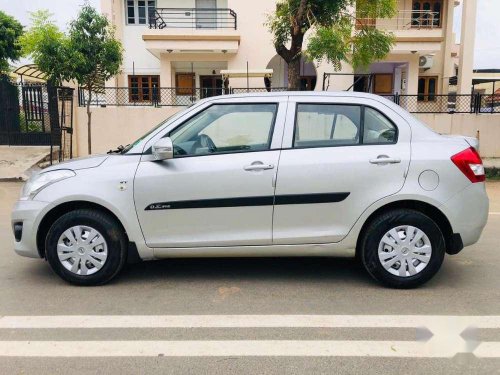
360 209 445 289
45 209 127 286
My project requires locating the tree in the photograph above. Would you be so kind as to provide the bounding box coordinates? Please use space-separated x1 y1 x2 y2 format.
0 11 24 74
20 5 123 154
67 5 123 154
267 0 396 90
20 10 70 84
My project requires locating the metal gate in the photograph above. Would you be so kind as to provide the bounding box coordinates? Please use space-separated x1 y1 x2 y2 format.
0 77 74 164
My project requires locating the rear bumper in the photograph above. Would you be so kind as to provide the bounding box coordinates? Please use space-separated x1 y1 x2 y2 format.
11 199 49 258
440 182 489 249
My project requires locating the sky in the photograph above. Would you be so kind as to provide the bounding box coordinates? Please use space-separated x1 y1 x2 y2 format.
0 0 499 69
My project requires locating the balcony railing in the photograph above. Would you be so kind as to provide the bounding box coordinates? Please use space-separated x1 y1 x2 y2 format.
148 8 237 30
357 10 442 31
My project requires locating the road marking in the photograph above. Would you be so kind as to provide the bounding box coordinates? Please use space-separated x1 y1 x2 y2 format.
474 342 500 358
0 340 470 358
0 315 499 329
0 315 498 358
0 340 496 358
489 212 500 215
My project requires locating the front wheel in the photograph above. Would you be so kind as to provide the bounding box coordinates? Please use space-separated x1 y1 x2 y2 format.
45 209 127 286
360 209 446 289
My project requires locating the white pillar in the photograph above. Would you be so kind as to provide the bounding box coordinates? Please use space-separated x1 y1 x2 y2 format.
160 55 173 87
457 0 477 94
441 0 456 95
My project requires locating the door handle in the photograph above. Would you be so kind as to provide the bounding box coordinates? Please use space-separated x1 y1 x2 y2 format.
369 155 401 165
243 162 275 171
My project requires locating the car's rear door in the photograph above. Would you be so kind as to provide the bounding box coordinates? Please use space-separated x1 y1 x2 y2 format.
134 96 287 248
272 95 411 244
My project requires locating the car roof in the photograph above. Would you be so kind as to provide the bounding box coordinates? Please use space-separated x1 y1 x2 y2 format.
208 91 386 100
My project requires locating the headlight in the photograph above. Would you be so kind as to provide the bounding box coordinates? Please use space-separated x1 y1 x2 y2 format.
21 170 76 200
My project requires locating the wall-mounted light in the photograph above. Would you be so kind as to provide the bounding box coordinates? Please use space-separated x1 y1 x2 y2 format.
167 49 173 53
222 49 228 54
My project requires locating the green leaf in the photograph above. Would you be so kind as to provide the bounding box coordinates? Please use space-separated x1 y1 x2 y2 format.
0 10 24 73
266 0 396 84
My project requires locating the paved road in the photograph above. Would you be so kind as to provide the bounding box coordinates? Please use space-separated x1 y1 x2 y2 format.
0 181 499 374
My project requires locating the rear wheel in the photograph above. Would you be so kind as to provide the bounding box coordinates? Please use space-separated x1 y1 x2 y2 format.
45 209 127 286
360 209 445 288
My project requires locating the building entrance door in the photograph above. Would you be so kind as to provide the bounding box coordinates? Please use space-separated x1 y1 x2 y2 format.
200 75 223 98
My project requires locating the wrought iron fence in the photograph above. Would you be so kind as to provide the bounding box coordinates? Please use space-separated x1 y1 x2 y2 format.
396 94 477 114
477 93 500 113
77 86 500 115
149 8 237 30
78 87 289 107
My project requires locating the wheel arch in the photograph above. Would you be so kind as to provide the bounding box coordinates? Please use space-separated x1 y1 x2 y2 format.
36 201 129 259
355 199 454 257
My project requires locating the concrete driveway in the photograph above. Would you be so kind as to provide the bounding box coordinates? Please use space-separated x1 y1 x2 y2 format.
0 181 499 374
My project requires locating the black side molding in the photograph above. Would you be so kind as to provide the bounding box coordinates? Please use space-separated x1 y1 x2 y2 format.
145 193 350 211
275 193 350 205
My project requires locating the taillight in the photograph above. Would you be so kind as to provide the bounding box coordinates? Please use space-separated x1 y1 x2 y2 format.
451 147 485 183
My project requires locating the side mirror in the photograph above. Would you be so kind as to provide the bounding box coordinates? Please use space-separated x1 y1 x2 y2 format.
152 137 174 161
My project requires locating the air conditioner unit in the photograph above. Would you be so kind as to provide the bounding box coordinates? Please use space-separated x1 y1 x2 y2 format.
419 55 434 69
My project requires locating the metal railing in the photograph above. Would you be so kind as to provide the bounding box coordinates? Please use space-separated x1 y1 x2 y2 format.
77 87 288 107
77 87 500 114
357 10 442 30
149 8 237 30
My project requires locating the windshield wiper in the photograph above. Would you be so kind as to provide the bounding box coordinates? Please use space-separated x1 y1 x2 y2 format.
107 145 125 154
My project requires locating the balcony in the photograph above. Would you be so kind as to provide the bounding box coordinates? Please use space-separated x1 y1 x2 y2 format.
358 10 442 31
148 8 237 30
142 8 240 57
357 10 445 54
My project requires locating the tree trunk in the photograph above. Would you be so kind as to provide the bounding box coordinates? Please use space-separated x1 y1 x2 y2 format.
288 57 301 91
86 89 92 155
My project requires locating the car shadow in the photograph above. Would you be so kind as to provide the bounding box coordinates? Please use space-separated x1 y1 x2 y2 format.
119 256 375 286
19 254 464 290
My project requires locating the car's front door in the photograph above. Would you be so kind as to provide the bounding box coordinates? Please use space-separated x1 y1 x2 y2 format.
134 98 286 248
273 96 411 244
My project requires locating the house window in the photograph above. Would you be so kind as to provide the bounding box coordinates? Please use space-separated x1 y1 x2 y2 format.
418 76 438 101
176 73 195 96
126 0 156 25
355 6 376 30
128 75 160 102
412 1 442 28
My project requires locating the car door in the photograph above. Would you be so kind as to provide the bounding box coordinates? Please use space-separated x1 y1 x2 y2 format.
272 96 411 244
134 97 286 248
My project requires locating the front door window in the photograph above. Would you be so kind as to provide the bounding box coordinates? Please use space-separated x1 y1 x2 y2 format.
169 103 278 157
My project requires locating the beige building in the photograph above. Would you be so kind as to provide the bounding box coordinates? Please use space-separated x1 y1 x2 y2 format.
100 0 476 102
71 0 500 159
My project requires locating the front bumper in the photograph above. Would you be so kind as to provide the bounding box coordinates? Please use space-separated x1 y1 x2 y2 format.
11 199 50 258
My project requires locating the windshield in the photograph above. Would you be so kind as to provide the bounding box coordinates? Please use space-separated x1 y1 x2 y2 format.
121 111 183 154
